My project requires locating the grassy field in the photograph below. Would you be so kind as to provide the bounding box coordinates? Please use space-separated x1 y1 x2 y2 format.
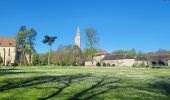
0 66 170 100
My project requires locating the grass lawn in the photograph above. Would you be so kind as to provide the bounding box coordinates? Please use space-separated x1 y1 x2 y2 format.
0 66 170 100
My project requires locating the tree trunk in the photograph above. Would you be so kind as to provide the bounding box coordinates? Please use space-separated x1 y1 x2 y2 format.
19 49 22 66
23 50 26 66
28 52 32 66
48 47 51 65
22 48 27 66
3 48 5 66
91 55 93 66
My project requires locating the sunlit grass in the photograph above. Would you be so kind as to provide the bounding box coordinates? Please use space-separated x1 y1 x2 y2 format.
0 66 170 100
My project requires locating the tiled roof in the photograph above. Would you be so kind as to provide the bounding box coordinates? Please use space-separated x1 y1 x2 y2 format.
95 50 109 56
149 54 170 61
102 54 134 60
135 57 148 61
0 37 16 47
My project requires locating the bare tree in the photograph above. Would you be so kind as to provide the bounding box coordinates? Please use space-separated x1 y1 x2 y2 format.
85 28 99 65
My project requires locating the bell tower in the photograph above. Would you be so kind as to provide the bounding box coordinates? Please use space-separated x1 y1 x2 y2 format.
74 26 80 48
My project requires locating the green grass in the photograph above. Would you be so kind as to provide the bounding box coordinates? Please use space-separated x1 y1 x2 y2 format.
0 66 170 100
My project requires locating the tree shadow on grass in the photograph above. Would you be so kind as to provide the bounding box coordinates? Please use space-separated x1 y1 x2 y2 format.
38 74 93 100
0 73 93 100
0 74 92 92
0 71 37 75
0 68 39 75
68 76 170 100
0 68 21 71
68 77 121 100
1 71 170 100
150 76 170 96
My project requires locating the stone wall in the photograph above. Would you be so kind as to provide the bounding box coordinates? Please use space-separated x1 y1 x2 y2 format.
102 59 135 67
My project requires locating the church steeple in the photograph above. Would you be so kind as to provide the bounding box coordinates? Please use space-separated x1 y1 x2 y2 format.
77 26 80 35
75 26 80 48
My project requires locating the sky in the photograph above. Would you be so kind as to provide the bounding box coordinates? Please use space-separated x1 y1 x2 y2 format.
0 0 170 53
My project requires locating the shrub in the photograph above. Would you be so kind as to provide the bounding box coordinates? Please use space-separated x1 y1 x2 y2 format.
103 63 106 67
96 62 101 67
111 64 115 67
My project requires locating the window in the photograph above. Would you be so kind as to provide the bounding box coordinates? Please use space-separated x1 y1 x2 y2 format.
9 43 12 45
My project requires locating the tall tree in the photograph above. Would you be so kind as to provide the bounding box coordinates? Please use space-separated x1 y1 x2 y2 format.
63 45 73 66
42 35 57 65
16 26 37 66
85 28 99 65
72 45 82 66
16 26 29 66
26 28 37 65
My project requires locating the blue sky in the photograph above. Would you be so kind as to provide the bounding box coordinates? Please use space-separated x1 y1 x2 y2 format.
0 0 170 53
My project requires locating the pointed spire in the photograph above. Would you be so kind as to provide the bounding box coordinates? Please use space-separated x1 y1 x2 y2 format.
76 26 80 35
75 26 80 48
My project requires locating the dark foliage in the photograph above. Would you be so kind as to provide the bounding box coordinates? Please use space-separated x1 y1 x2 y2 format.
42 35 57 46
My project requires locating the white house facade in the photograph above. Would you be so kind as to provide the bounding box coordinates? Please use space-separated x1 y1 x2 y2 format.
0 37 16 66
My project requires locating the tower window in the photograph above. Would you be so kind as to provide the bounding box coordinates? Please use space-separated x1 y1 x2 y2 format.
0 43 1 45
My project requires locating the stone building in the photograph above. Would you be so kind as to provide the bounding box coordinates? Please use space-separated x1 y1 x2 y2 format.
0 37 16 66
134 56 149 66
101 54 135 67
84 50 109 66
149 54 170 66
93 51 109 66
84 60 93 66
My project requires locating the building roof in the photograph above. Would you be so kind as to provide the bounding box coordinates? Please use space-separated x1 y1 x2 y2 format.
0 37 16 47
146 51 170 61
149 54 170 61
95 50 109 56
135 56 148 61
102 54 134 60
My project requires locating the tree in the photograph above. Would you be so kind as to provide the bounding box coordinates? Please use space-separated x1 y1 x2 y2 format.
16 26 27 66
56 46 65 66
0 56 3 65
112 49 137 57
16 26 37 66
85 28 99 65
72 45 83 66
42 35 57 65
83 48 97 62
128 49 137 57
39 53 48 65
32 52 40 66
50 50 59 65
136 51 145 57
26 28 37 65
63 45 73 66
